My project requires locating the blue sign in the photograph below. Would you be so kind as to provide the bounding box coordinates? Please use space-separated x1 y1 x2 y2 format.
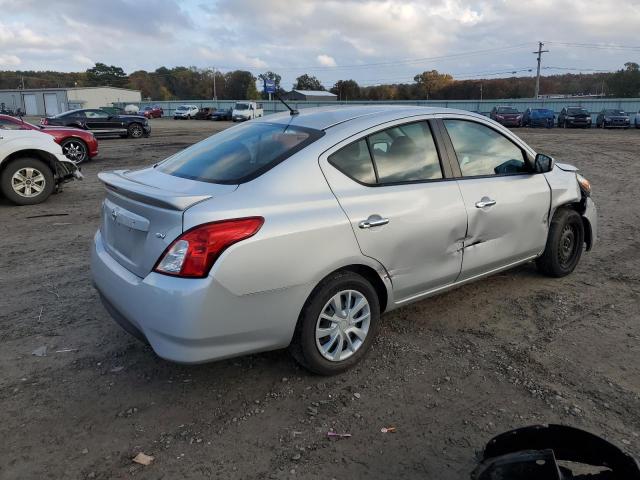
263 79 276 94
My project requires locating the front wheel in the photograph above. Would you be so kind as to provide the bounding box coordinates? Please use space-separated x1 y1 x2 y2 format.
290 271 380 375
128 123 144 138
536 208 584 277
0 157 54 205
60 138 88 164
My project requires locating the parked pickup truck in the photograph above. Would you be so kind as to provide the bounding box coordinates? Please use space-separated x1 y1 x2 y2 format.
232 102 263 122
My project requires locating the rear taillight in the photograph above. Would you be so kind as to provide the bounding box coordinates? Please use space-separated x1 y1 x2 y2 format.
153 217 264 278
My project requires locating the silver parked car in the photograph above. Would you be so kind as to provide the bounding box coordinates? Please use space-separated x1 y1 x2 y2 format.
91 106 597 375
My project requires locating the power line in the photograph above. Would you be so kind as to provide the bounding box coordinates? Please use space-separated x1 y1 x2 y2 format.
213 43 532 72
545 41 640 51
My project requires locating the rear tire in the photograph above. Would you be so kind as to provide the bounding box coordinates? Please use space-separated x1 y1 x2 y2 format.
536 208 584 278
290 271 381 375
0 157 54 205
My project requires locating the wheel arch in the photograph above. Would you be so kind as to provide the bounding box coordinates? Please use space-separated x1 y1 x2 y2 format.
1 149 57 176
304 263 390 315
551 202 593 251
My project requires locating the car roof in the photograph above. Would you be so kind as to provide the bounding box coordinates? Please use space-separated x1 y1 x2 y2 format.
255 105 485 131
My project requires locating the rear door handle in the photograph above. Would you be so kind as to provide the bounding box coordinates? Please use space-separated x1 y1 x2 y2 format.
475 198 497 208
359 215 389 229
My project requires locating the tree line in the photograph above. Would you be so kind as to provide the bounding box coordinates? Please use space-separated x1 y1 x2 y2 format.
1 62 638 100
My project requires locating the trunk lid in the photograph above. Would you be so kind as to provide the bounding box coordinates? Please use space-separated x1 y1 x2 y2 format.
98 167 237 278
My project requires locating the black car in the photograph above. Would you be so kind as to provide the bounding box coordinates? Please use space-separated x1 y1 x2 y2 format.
41 108 151 138
596 109 631 129
194 107 215 120
558 107 592 128
210 107 232 121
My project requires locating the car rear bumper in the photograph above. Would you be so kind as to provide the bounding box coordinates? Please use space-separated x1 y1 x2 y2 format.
91 230 304 363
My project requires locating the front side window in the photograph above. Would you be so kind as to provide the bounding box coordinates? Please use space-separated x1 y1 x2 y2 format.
159 122 323 184
85 110 109 119
443 119 527 177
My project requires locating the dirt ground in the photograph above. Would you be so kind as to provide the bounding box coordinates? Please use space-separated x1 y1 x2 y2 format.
1 119 639 479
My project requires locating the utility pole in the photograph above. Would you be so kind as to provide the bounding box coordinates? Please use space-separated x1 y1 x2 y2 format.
480 83 483 101
213 67 217 101
533 41 549 99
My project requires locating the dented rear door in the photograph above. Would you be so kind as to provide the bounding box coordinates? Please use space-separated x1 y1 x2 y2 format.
319 120 467 301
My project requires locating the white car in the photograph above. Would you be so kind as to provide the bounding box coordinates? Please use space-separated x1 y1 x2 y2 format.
173 105 199 120
232 102 264 122
0 129 82 205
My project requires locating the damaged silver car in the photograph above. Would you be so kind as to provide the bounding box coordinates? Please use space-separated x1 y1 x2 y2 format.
92 106 596 375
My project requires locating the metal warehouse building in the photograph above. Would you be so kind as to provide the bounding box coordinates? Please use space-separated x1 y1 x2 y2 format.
282 89 337 101
0 86 141 116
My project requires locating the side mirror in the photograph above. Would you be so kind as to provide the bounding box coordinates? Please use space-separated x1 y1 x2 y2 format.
534 153 555 173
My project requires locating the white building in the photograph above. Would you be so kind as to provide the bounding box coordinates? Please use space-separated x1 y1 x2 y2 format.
0 87 142 116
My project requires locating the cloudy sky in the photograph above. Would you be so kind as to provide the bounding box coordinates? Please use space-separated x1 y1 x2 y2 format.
1 0 639 88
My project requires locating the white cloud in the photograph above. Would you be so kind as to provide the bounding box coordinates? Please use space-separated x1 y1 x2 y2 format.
317 54 337 67
0 54 21 66
0 0 638 88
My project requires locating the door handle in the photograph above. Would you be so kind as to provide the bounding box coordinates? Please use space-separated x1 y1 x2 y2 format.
475 198 497 208
359 215 389 229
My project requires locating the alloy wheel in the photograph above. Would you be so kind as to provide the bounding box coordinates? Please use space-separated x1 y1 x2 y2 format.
62 141 86 163
315 290 371 362
11 167 46 198
130 124 143 138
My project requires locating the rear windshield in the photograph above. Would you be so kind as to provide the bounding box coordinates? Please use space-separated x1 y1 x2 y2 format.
497 107 519 114
158 122 324 184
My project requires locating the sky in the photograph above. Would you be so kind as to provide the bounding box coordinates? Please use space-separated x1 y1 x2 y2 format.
1 0 639 89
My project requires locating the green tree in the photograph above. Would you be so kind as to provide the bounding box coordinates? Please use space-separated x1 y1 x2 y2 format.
293 74 324 91
85 63 127 87
224 70 257 99
330 80 360 100
608 62 640 97
413 70 453 99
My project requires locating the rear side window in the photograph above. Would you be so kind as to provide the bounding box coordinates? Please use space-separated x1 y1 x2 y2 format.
159 122 324 184
369 122 442 182
328 139 376 184
443 119 527 177
329 121 443 185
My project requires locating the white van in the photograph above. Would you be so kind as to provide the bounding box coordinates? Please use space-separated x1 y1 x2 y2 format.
232 102 263 122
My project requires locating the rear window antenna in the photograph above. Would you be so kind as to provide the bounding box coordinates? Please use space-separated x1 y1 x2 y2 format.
275 91 298 116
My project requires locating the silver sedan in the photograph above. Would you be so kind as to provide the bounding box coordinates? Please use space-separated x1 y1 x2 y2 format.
91 106 597 375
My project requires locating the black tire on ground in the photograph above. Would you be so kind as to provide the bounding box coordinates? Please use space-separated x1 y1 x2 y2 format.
60 138 88 164
127 123 144 138
536 208 584 278
0 157 55 205
290 271 381 375
564 120 569 128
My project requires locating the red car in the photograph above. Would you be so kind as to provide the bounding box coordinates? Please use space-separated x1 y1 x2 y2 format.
0 114 98 163
140 105 163 118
